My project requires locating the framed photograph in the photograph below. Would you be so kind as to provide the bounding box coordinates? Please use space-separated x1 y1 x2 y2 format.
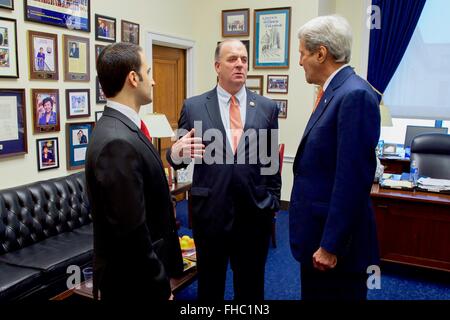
66 89 90 119
274 99 288 119
96 76 106 104
248 87 263 96
95 44 106 62
24 0 90 32
0 0 14 10
222 8 249 37
32 89 60 133
0 89 27 158
267 75 289 94
28 30 58 80
254 7 291 69
95 111 103 122
36 137 59 171
66 122 94 170
246 75 263 95
63 35 90 81
0 17 19 78
121 20 139 45
95 14 116 43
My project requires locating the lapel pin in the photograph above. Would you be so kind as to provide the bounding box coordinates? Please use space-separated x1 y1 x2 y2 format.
249 101 255 107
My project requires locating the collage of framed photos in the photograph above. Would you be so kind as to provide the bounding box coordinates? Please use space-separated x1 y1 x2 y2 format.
221 7 291 119
0 0 139 172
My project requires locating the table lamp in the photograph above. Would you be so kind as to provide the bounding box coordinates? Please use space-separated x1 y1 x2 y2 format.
142 113 174 155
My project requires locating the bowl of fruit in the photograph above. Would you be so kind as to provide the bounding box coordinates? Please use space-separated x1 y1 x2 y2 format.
179 235 195 251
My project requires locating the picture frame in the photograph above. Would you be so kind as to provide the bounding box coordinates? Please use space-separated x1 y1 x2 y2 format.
0 0 14 10
274 99 288 119
66 121 94 170
254 7 291 69
95 14 116 43
24 0 90 32
95 44 106 62
121 20 139 45
95 111 103 122
96 76 106 104
63 34 90 81
32 88 60 133
0 89 27 158
66 89 90 119
222 8 249 37
36 137 59 171
246 75 263 95
267 75 289 94
0 17 19 78
248 87 263 96
28 30 58 80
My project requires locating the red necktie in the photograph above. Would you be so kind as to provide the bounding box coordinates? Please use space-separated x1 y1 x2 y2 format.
313 87 324 113
140 120 152 142
230 96 243 154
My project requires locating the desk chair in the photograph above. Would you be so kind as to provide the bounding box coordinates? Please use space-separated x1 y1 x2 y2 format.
271 143 285 248
410 133 450 179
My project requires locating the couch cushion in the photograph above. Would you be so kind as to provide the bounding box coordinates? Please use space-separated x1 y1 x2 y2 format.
0 231 93 276
0 262 43 301
72 223 93 236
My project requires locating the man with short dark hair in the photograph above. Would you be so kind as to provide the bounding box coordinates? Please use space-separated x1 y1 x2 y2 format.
85 42 183 301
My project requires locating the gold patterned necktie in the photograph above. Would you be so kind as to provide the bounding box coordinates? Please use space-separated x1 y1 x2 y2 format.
230 95 243 154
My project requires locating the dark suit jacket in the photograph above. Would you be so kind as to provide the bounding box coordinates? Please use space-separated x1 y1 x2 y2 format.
167 88 281 239
289 66 381 272
85 107 183 300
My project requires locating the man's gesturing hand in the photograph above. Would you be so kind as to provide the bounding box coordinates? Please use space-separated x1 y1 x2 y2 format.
171 128 205 163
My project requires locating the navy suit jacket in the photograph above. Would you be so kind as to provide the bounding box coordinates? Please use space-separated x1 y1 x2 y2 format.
167 88 281 239
289 66 381 272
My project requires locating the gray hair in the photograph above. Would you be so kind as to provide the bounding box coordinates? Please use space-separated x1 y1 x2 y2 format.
214 39 246 62
297 15 352 63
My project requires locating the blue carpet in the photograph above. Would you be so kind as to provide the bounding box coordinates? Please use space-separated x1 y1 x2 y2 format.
174 200 450 300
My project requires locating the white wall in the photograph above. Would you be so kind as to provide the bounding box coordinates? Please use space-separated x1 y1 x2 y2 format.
0 0 369 202
0 0 196 189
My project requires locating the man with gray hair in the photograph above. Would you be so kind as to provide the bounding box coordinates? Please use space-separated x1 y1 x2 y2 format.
289 15 381 300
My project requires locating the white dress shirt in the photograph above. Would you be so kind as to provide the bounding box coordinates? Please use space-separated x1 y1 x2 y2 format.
216 84 247 147
106 100 141 129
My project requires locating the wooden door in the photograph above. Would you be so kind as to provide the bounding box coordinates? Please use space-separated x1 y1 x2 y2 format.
152 45 186 167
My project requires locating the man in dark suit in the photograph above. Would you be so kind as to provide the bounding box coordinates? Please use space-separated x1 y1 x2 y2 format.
289 15 381 300
85 42 182 301
167 39 281 301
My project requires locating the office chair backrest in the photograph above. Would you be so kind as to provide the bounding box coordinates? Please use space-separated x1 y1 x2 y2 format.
404 125 448 149
410 133 450 179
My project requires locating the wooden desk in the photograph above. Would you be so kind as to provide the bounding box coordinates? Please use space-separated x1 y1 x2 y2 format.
371 184 450 272
379 156 410 174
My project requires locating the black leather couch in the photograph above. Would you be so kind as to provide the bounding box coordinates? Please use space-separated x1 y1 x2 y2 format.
0 172 93 302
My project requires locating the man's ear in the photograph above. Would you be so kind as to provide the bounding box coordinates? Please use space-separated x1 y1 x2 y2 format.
127 71 139 88
214 61 220 74
317 45 328 64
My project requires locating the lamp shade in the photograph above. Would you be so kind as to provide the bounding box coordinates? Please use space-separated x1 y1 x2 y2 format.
380 101 393 127
142 113 174 138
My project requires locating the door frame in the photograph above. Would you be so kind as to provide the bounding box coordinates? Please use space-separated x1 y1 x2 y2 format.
144 32 195 113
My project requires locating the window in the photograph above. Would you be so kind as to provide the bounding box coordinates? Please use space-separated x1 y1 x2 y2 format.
383 0 450 121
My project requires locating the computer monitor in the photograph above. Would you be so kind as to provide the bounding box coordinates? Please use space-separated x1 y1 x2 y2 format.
404 125 448 149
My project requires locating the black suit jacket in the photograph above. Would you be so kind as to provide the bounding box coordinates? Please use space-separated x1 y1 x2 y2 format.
167 88 281 238
85 107 183 300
